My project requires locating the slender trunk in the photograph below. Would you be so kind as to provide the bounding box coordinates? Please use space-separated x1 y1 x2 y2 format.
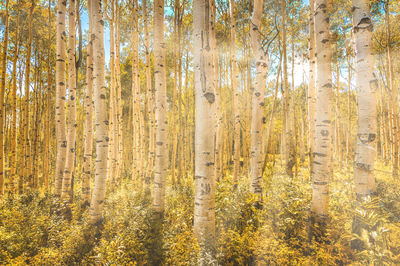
379 81 387 162
351 0 377 249
335 61 342 165
230 0 240 184
249 0 267 203
10 0 20 194
171 1 178 186
310 0 333 231
308 0 316 172
89 0 109 225
282 0 294 177
131 0 140 183
152 0 168 215
291 36 298 175
108 0 118 188
17 68 24 194
346 56 352 163
266 61 281 154
0 0 9 196
144 0 154 193
43 0 52 192
61 0 77 201
193 0 217 257
55 0 67 197
352 0 377 195
82 0 94 205
177 13 184 183
385 3 398 178
115 3 123 181
23 2 35 192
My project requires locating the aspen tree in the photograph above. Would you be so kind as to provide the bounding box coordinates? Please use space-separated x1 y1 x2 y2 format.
23 2 35 191
384 2 398 178
308 0 316 170
152 0 168 215
61 0 77 201
0 0 9 196
346 55 352 163
193 0 217 257
107 0 118 188
82 0 94 205
351 0 378 249
281 0 295 178
115 2 123 180
249 0 267 202
291 36 298 176
265 61 281 165
379 79 388 162
89 0 109 225
310 0 333 230
213 0 223 183
131 0 140 183
177 4 184 182
352 0 377 198
17 67 24 193
335 57 342 164
43 0 52 192
55 0 67 197
144 0 154 192
10 0 20 194
171 0 179 186
230 0 241 184
243 52 252 176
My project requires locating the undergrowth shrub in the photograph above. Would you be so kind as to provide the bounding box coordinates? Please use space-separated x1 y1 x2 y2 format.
0 163 399 265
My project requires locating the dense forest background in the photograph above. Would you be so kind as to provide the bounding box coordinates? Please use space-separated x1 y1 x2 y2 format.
0 0 400 264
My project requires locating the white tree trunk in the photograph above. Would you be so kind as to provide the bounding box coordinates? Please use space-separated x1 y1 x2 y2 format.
0 0 8 196
310 0 333 222
54 0 67 197
308 0 316 171
82 0 94 205
193 0 216 254
89 0 109 225
352 0 377 196
61 0 77 201
144 0 154 193
131 0 140 183
230 0 241 184
249 0 267 202
152 0 168 215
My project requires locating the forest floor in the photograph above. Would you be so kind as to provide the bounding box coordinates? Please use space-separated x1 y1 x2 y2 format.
1 158 400 265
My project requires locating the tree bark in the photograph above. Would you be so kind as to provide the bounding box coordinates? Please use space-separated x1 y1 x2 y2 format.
352 0 377 197
0 0 9 196
310 0 333 229
10 0 20 194
131 0 140 184
55 0 67 197
384 2 398 178
193 0 217 258
282 0 295 178
22 2 35 193
82 0 94 205
308 0 316 173
61 0 77 201
230 0 241 184
249 0 267 203
152 0 168 216
89 0 109 225
144 0 154 193
43 0 52 192
351 0 378 249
